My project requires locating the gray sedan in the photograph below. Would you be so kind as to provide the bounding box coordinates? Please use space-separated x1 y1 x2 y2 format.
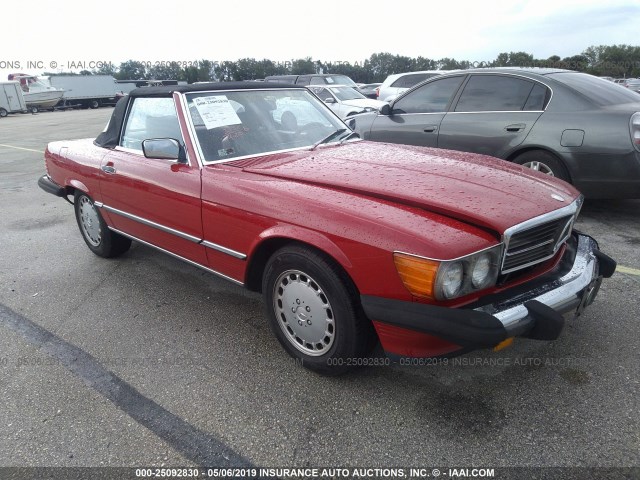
625 78 640 94
353 68 640 198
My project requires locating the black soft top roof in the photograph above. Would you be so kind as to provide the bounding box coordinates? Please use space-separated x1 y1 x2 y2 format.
129 81 299 97
95 82 302 148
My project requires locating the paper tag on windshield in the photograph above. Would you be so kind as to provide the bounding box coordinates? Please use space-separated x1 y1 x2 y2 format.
193 96 242 130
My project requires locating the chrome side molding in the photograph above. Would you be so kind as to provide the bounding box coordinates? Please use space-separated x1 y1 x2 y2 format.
96 203 247 260
108 227 244 286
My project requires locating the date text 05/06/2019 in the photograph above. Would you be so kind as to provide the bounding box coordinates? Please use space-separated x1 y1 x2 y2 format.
196 467 495 478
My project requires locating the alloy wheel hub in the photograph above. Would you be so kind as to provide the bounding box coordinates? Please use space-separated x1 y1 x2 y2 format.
273 270 335 356
79 197 101 246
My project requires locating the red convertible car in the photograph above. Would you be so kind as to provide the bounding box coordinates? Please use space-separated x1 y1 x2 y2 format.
38 82 616 374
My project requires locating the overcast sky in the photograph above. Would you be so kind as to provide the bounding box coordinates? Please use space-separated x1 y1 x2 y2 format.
1 0 639 80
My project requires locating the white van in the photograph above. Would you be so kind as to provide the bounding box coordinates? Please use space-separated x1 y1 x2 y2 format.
0 81 27 117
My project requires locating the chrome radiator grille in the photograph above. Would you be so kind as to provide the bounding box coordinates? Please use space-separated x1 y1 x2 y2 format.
500 197 583 274
502 216 573 273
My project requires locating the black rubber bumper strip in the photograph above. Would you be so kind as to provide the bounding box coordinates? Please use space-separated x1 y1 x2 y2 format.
37 174 66 197
521 300 565 340
593 250 617 278
361 295 509 349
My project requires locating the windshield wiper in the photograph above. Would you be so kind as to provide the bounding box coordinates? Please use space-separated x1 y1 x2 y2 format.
310 128 346 151
338 131 360 145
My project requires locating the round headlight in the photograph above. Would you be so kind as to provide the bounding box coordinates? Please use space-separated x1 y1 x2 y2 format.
440 262 464 299
471 253 493 289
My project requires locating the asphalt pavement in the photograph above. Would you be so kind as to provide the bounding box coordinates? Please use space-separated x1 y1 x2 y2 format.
0 109 638 476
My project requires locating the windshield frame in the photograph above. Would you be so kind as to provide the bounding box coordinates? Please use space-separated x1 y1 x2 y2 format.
179 88 352 165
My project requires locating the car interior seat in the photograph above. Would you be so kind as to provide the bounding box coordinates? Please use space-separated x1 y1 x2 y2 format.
280 111 298 132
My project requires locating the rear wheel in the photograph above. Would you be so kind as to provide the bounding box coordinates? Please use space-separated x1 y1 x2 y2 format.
262 245 374 375
513 150 570 182
0 108 8 118
74 191 131 258
89 100 100 109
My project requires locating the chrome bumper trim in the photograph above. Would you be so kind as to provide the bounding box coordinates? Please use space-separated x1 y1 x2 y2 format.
476 234 600 334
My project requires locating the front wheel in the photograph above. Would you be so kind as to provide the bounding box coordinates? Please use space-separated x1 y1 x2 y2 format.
0 108 8 118
262 245 374 375
74 191 131 258
513 150 570 182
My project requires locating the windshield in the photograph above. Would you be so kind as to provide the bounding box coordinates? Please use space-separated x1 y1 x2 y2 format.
548 72 640 106
325 75 357 87
18 76 53 92
330 87 366 101
185 89 348 162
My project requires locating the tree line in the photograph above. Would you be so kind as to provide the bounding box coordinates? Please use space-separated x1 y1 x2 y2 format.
46 45 640 83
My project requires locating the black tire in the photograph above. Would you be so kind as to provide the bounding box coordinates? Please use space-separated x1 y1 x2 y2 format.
30 106 38 114
74 191 131 258
262 245 375 375
89 100 100 109
513 150 570 183
0 108 8 118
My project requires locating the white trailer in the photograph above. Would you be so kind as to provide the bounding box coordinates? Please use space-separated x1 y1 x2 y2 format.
49 75 120 109
0 81 27 117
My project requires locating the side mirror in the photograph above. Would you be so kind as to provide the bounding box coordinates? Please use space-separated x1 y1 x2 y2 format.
142 138 186 162
379 104 392 116
324 97 337 104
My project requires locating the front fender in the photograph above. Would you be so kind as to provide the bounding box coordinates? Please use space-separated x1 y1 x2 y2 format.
250 224 353 270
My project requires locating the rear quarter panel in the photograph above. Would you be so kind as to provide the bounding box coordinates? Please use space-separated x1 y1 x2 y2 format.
45 139 107 200
523 108 639 186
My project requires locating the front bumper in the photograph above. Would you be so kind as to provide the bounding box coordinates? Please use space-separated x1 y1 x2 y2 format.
361 233 616 352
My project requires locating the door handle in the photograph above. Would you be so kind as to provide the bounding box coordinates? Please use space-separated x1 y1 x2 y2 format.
423 125 438 133
505 123 526 132
101 165 116 174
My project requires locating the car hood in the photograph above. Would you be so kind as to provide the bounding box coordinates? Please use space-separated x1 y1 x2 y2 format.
240 142 579 234
341 98 387 109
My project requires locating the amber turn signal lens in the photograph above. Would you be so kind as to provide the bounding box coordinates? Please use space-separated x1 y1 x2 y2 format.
493 337 514 351
393 253 440 300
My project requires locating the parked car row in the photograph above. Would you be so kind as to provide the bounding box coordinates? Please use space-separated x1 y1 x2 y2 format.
356 83 381 99
352 68 640 199
376 70 451 102
608 77 640 90
624 78 640 93
308 85 386 119
265 74 368 95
